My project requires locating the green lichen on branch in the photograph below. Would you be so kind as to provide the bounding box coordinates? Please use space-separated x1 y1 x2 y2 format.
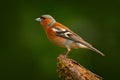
57 54 103 80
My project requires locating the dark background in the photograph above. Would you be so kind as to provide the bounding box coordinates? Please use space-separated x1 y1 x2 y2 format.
1 0 120 80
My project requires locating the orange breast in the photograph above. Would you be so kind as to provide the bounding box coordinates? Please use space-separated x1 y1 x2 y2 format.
45 27 66 48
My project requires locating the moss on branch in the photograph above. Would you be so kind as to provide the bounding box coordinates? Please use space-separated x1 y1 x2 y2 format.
57 54 103 80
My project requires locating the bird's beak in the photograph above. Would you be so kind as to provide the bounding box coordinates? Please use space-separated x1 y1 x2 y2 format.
35 17 41 22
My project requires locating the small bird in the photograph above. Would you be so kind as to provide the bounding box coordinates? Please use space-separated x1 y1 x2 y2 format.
35 15 105 56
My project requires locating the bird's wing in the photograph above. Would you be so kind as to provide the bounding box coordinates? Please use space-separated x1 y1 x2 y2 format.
56 29 92 47
52 27 105 56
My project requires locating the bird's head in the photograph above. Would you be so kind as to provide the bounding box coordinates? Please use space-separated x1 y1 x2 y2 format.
35 15 56 27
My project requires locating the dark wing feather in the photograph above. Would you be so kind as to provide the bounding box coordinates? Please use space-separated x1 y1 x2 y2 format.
55 28 105 56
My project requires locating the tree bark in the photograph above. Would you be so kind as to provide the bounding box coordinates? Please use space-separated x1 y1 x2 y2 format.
57 54 103 80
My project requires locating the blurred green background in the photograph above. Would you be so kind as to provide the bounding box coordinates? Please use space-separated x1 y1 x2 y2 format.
0 0 120 80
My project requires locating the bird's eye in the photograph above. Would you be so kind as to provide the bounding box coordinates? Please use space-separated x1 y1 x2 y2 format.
40 16 46 20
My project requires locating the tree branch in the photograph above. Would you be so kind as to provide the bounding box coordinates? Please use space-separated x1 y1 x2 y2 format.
57 54 103 80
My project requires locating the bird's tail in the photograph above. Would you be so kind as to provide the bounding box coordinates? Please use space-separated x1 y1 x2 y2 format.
77 42 105 56
87 46 105 56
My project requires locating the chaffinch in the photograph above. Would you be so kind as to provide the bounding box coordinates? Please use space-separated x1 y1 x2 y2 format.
35 15 105 56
